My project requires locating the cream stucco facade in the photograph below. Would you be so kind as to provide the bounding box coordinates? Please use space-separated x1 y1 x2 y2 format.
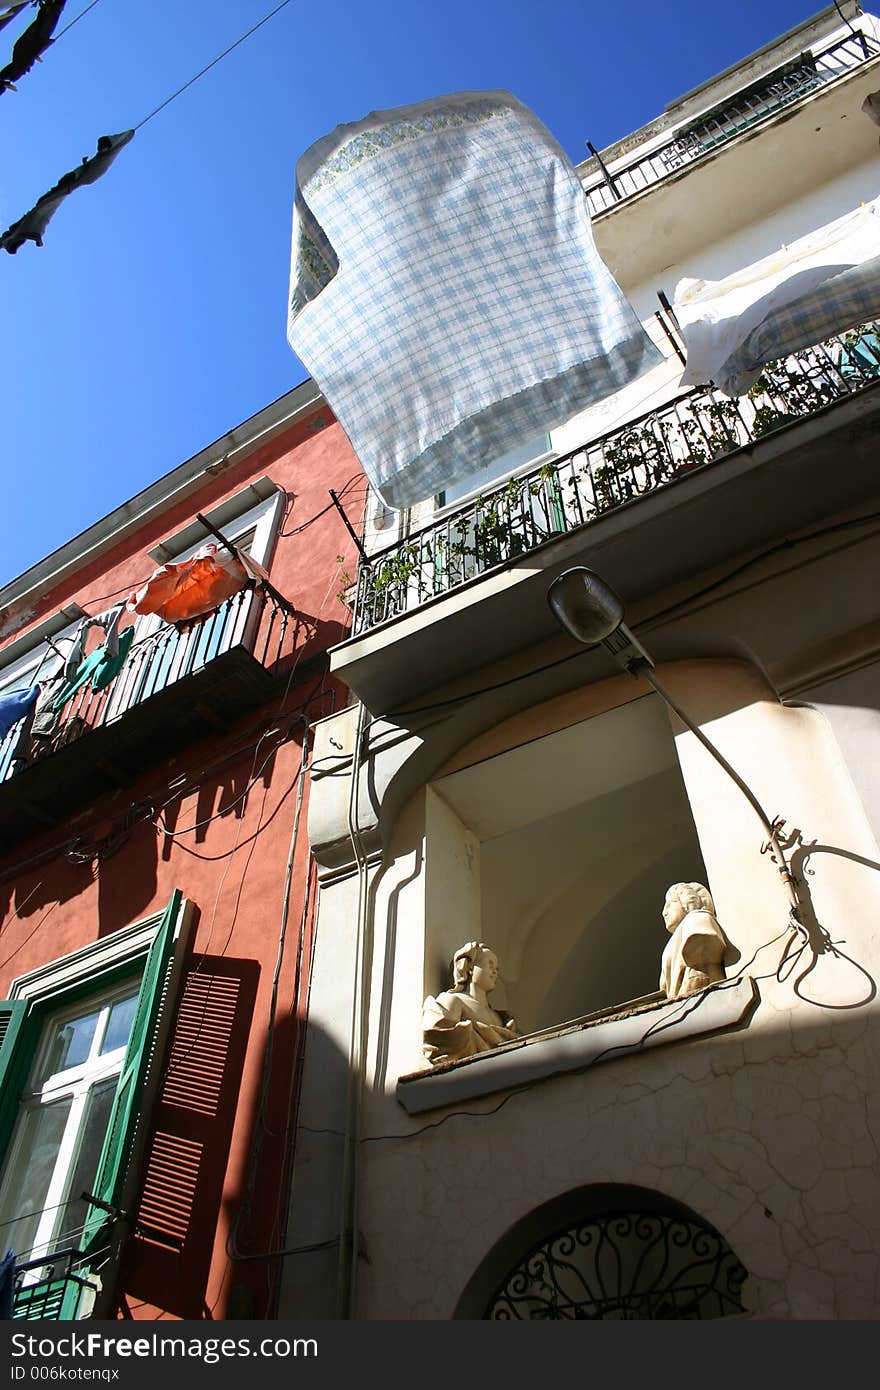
281 3 880 1320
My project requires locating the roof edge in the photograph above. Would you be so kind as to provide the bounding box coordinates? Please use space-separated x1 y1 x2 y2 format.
1 376 324 617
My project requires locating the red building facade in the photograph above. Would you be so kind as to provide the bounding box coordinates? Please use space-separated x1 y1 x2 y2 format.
0 380 362 1319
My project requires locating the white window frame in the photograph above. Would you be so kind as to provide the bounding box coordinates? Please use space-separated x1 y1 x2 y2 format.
434 433 555 517
0 608 85 695
105 488 284 717
3 901 193 1288
0 980 141 1278
0 613 85 783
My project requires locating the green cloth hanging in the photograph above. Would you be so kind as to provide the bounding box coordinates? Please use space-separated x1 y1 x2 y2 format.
50 627 135 712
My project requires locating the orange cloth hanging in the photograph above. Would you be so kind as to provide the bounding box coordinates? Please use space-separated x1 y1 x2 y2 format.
125 544 269 623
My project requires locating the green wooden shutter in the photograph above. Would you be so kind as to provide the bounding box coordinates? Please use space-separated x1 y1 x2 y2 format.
81 890 183 1251
0 1000 33 1169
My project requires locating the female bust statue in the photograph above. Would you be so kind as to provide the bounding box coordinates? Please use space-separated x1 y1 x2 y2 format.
422 941 518 1067
659 882 728 1000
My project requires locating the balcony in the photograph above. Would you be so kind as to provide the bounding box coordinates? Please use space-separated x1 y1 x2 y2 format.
583 28 878 219
12 1249 97 1320
335 325 880 711
0 584 298 845
354 325 880 632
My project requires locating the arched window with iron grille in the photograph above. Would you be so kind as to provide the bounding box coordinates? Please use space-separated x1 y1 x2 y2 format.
455 1184 749 1320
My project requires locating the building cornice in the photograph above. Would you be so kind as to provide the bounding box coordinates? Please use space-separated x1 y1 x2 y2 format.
0 377 324 621
576 2 864 178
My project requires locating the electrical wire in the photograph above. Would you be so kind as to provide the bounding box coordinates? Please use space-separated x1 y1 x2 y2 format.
74 476 363 610
280 474 369 538
133 0 296 133
334 698 372 1319
0 897 63 973
161 729 287 1082
637 510 880 634
832 0 861 40
375 508 880 723
0 663 334 908
54 0 101 42
0 880 43 934
387 649 587 719
227 725 311 1262
298 920 800 1151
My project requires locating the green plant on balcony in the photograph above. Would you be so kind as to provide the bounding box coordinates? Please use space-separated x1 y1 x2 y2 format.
595 422 672 504
523 464 565 539
370 542 423 599
700 399 743 457
746 342 858 435
473 508 508 565
590 460 621 510
747 370 804 436
671 401 741 467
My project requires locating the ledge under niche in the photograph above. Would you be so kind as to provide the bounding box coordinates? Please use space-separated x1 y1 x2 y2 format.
396 976 759 1115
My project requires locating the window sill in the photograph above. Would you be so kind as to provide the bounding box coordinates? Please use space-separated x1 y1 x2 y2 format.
396 976 758 1115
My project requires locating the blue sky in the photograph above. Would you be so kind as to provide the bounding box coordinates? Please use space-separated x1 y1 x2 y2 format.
2 0 823 585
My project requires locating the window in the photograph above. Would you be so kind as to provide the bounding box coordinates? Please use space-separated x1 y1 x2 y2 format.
0 613 83 785
0 891 191 1318
105 489 284 716
455 1185 749 1319
436 432 553 511
0 983 140 1272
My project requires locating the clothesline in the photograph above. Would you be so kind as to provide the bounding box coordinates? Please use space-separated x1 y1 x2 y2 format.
1 0 298 254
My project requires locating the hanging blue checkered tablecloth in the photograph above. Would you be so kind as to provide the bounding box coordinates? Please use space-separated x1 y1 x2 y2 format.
287 92 661 508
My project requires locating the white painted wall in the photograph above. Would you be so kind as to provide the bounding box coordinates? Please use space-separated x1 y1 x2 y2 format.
797 660 880 841
626 158 880 316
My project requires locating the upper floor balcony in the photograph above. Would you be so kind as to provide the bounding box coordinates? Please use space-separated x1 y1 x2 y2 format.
584 15 880 291
583 27 878 221
334 323 880 711
0 583 298 846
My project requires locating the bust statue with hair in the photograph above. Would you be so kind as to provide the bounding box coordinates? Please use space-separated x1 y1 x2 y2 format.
422 941 518 1067
660 881 728 1000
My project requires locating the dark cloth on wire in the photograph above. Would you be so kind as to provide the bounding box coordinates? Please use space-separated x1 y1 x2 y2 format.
1 129 134 254
0 684 38 739
0 0 65 92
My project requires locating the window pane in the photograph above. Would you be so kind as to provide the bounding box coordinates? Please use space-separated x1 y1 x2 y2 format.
441 433 551 507
0 1098 72 1259
38 1008 101 1079
56 1079 118 1245
100 993 138 1055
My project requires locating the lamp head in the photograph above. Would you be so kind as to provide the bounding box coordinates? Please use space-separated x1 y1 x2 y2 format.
547 567 655 674
547 568 625 645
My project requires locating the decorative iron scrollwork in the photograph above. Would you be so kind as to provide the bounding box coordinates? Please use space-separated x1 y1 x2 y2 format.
486 1209 747 1319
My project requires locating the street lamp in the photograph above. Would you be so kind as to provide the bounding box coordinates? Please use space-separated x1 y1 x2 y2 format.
547 567 800 916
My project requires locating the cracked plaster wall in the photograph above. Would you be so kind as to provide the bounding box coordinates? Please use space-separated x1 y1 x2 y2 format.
356 997 880 1318
299 644 880 1318
348 659 880 1318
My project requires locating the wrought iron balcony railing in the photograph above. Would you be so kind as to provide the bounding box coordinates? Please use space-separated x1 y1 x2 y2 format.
13 1248 97 1320
0 583 297 789
584 29 878 217
352 324 880 634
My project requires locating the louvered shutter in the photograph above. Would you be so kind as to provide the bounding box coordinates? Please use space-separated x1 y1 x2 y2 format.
81 890 184 1251
0 1000 33 1169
